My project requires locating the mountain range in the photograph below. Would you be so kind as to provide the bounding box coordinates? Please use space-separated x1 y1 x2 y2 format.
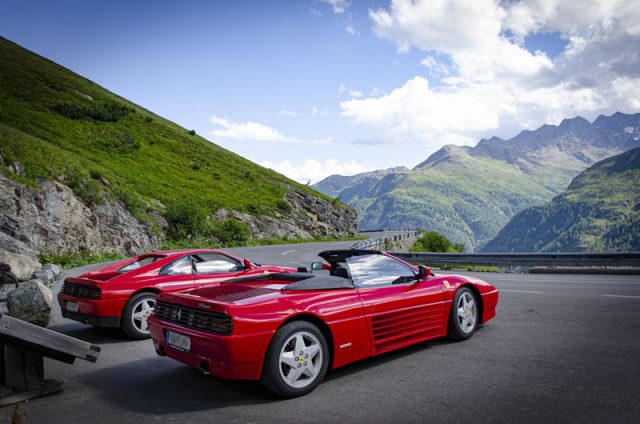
313 112 640 250
482 147 640 253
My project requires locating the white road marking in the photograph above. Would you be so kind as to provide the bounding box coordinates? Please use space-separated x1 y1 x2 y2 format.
281 249 296 255
289 261 306 266
328 242 349 246
491 278 637 285
490 278 563 282
602 294 640 299
500 289 544 294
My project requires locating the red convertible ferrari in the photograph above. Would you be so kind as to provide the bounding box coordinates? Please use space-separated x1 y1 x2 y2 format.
148 249 499 397
58 249 295 339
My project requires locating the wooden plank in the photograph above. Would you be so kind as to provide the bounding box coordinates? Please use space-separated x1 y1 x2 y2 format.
0 379 64 407
0 315 100 363
4 346 44 392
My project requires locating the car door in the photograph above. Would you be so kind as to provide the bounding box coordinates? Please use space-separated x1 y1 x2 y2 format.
350 254 446 355
191 252 248 287
153 255 196 292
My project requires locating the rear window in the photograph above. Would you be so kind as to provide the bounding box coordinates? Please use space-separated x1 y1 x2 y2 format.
118 256 163 273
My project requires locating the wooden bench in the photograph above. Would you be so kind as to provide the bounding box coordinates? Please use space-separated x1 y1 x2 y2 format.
0 314 101 405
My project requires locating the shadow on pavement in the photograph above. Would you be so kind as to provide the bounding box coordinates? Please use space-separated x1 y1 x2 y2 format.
77 331 476 415
49 323 134 344
80 357 270 413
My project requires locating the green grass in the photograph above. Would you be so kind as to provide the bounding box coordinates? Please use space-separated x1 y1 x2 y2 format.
38 252 126 269
0 37 349 240
435 264 502 273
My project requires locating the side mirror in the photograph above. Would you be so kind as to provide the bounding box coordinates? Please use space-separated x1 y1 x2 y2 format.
243 258 254 270
311 262 329 271
417 265 433 279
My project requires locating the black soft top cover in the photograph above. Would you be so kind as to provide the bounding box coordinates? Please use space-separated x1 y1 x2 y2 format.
318 249 381 264
221 272 354 291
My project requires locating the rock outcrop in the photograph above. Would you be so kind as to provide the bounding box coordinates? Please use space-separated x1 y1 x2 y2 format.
215 189 357 240
0 174 160 258
0 174 357 261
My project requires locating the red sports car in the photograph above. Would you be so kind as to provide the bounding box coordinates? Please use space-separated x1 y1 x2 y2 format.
148 249 499 397
58 249 295 339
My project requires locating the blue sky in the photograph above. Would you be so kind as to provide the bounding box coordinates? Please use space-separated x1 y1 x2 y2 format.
1 0 639 182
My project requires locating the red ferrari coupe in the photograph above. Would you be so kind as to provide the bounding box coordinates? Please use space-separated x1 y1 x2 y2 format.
148 249 499 397
58 249 295 339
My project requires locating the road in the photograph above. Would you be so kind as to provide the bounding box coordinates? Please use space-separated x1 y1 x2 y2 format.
11 241 640 424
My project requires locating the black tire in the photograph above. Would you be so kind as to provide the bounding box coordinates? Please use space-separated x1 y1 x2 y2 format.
447 287 479 341
121 292 157 340
261 321 330 398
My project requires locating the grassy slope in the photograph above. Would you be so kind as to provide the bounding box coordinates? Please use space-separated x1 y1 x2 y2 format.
0 37 336 223
481 148 640 252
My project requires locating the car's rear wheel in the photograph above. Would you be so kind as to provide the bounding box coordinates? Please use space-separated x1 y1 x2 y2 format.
261 321 329 397
121 292 157 339
448 287 478 340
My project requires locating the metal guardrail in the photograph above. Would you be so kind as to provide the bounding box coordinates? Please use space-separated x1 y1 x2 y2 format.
389 252 640 268
352 231 421 250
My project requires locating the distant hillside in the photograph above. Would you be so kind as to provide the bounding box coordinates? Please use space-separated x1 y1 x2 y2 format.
481 147 640 253
0 37 356 258
313 113 640 250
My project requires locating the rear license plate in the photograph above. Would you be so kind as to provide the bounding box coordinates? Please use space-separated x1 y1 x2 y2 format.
66 301 78 313
167 331 191 352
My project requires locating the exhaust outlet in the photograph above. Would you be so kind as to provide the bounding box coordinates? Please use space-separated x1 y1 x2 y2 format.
198 360 211 375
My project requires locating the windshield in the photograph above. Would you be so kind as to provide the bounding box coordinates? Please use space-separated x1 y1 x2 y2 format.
118 255 163 273
346 254 415 287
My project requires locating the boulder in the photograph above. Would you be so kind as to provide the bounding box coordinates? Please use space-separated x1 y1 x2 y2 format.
7 280 53 327
30 269 55 288
0 249 41 281
43 263 64 280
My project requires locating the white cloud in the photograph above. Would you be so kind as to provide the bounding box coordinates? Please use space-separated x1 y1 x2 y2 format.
261 158 369 184
420 55 451 77
338 83 363 98
279 109 299 117
342 76 502 147
341 0 640 148
209 116 297 142
349 89 363 98
311 105 329 117
320 0 349 15
346 24 357 35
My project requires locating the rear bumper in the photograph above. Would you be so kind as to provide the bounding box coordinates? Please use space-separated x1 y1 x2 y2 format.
57 293 125 328
148 316 273 381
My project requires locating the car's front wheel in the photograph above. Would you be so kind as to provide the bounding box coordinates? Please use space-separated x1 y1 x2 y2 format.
448 287 479 340
121 292 157 339
261 321 329 397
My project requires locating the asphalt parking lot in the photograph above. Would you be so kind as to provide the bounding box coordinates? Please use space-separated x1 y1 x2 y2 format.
7 241 640 424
